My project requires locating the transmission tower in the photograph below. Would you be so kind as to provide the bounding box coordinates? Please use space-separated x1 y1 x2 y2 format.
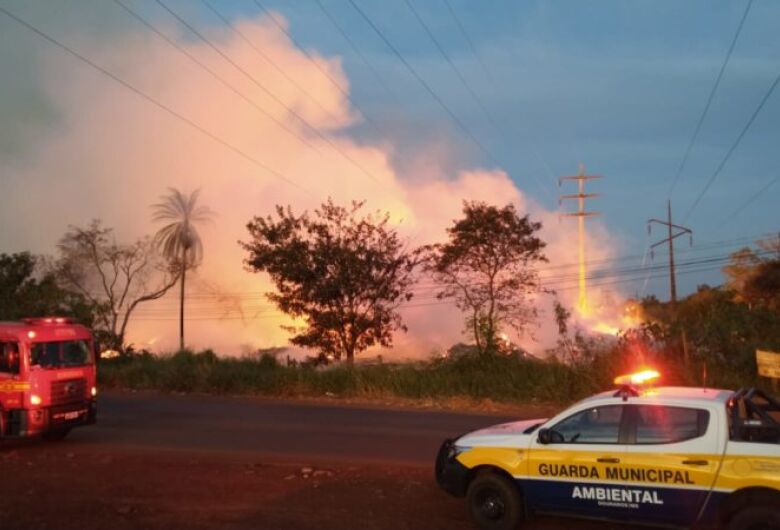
559 164 602 314
648 200 693 364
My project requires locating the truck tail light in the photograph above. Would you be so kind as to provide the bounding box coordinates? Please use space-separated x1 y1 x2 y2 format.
91 386 98 397
30 394 42 406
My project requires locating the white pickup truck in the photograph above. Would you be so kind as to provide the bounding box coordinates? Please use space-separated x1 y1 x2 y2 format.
436 377 780 530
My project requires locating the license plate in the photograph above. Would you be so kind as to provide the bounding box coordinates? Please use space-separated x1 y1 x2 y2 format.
55 410 85 421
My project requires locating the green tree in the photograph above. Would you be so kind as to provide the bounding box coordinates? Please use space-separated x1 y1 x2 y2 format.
723 234 780 310
427 201 547 355
242 200 421 363
0 252 93 323
743 260 780 312
723 248 762 304
152 188 214 351
56 220 179 350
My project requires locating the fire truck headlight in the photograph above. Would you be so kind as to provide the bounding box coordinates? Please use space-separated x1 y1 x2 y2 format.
91 386 98 397
30 394 42 406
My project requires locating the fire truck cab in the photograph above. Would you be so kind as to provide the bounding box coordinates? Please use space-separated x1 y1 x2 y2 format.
0 317 97 441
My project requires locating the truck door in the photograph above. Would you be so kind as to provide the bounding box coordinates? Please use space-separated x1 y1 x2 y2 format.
0 341 24 435
526 404 629 519
619 404 720 527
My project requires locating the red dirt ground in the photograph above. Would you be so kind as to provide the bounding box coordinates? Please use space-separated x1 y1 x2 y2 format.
0 443 641 530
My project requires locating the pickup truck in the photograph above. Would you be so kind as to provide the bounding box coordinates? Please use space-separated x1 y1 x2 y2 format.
436 375 780 530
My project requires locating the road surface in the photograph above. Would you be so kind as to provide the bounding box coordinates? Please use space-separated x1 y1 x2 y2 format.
0 392 646 530
76 391 520 463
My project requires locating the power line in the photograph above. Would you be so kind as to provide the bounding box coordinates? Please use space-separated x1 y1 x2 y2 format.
135 247 766 313
155 0 386 187
313 0 397 101
130 263 737 322
683 66 780 222
442 0 495 86
668 0 754 196
251 0 383 138
718 174 780 226
441 0 557 192
131 252 756 321
0 4 310 194
111 0 325 158
403 0 553 200
346 0 502 169
201 0 342 126
140 232 770 301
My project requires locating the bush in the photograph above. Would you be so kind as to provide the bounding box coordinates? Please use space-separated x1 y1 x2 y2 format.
98 337 770 405
99 348 608 404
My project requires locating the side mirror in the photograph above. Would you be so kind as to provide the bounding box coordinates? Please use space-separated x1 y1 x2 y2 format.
538 428 552 445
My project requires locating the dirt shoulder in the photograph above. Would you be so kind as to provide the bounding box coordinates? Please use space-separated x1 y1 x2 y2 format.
0 444 638 530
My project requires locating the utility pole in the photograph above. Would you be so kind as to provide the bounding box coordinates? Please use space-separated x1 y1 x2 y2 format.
648 200 692 364
559 164 602 315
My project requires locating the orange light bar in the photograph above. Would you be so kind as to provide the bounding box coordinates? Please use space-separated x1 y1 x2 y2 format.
614 369 660 386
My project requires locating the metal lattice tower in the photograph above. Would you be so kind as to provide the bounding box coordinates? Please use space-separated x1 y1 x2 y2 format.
559 164 602 314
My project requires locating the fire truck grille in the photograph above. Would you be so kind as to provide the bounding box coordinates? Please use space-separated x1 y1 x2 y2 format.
50 378 86 405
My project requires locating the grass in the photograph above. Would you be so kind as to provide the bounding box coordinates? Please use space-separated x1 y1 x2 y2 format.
98 350 611 405
98 348 770 406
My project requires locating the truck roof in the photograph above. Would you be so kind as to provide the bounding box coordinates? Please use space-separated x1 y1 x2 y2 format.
582 386 734 407
0 319 92 342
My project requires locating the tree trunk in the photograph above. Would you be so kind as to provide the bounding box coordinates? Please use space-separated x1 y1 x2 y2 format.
472 311 483 355
179 259 186 351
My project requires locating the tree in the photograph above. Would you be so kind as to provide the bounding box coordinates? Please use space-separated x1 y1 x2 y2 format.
723 234 780 310
152 188 214 350
0 252 93 323
723 247 762 304
743 260 780 311
56 220 179 350
427 201 547 355
242 200 421 363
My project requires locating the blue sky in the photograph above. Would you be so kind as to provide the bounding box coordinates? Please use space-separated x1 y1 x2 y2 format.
1 0 778 300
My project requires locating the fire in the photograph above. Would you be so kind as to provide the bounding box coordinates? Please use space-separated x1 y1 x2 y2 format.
575 297 645 337
591 322 619 336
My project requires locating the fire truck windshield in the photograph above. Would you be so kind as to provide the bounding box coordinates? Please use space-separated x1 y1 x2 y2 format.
30 340 94 368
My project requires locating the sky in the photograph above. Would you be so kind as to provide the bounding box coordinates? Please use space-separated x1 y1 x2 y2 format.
0 0 778 355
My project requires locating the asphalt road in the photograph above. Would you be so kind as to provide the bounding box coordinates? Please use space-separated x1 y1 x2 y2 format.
2 392 646 530
73 391 521 464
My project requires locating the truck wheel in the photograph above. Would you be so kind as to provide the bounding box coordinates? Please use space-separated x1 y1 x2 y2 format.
43 428 71 441
466 471 524 530
728 506 780 530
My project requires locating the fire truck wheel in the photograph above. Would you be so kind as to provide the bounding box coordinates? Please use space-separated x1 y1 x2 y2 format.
42 428 71 441
727 506 780 530
466 470 524 530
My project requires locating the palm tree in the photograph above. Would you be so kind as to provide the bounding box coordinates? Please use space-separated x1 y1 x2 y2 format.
152 188 214 350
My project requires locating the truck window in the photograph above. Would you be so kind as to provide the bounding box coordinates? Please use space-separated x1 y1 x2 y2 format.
634 405 709 444
0 342 21 374
551 405 623 444
31 340 93 368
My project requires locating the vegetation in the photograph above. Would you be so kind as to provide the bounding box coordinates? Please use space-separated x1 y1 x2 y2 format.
152 188 214 350
98 333 773 406
98 349 594 404
427 202 546 354
0 252 93 323
242 200 422 364
55 220 179 350
3 195 778 404
96 231 780 405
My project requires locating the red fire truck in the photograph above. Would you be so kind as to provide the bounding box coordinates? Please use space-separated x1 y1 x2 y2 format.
0 317 97 441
